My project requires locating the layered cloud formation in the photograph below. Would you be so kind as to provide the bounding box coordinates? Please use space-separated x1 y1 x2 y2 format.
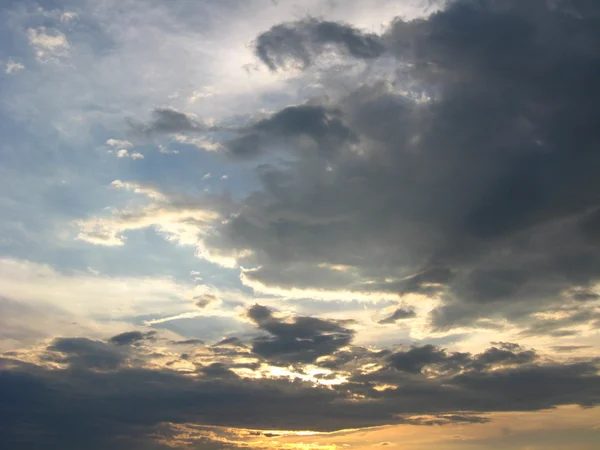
1 0 600 449
2 305 600 449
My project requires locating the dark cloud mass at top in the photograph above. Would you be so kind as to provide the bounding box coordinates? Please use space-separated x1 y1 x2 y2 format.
206 0 600 330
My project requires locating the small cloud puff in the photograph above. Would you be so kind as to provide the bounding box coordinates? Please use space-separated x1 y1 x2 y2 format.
116 149 144 160
5 61 24 74
105 139 143 159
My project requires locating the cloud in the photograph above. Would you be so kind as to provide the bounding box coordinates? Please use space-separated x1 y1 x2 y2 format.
75 180 221 248
247 304 355 364
194 294 218 308
114 149 144 159
106 139 134 149
0 257 211 324
386 344 453 374
349 343 541 389
108 330 156 346
27 27 69 62
5 1 600 446
5 61 24 74
255 18 385 71
1 333 599 449
551 345 592 353
47 337 125 370
129 108 216 137
518 306 600 337
214 337 246 348
403 414 491 426
379 306 417 324
225 104 355 158
60 12 77 23
200 0 600 332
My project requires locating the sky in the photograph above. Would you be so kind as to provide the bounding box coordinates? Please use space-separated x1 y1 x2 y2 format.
1 0 600 448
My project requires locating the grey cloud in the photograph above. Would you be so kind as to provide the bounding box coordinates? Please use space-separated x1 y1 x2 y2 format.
473 346 537 368
490 342 523 352
247 304 273 323
214 337 247 348
317 345 386 370
247 304 354 364
108 330 156 346
194 294 218 308
518 307 600 337
206 0 600 330
571 289 600 302
226 104 354 158
199 362 239 379
47 337 125 370
1 336 600 449
368 343 538 378
255 18 385 71
128 108 214 137
172 339 205 346
379 306 417 324
387 345 450 374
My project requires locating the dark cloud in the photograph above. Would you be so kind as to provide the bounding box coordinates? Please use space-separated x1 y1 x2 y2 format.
571 289 600 302
172 339 205 346
199 362 239 379
358 343 538 380
379 306 417 324
387 344 451 374
473 346 537 368
226 104 354 158
246 304 354 364
194 294 218 308
214 337 247 348
518 306 600 337
128 108 214 137
204 0 600 330
108 330 156 346
47 337 125 370
255 18 385 71
2 338 599 449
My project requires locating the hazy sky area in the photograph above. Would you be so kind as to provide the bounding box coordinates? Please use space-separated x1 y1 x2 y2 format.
1 0 600 448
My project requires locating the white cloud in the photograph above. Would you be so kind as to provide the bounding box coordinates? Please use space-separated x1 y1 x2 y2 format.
110 180 166 200
106 140 142 159
106 139 134 149
27 27 70 62
188 87 219 103
115 149 144 159
5 61 24 74
75 181 220 249
159 144 179 154
173 134 223 152
0 258 208 321
60 12 77 23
